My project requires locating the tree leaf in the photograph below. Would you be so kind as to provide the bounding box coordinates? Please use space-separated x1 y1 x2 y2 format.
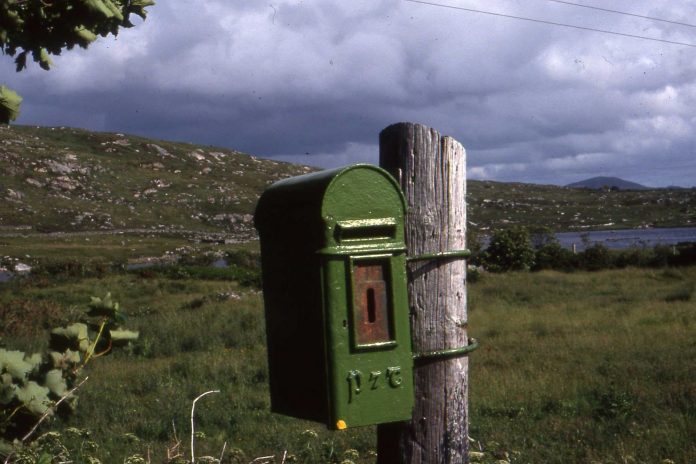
0 372 16 404
49 349 81 370
26 353 43 373
83 0 116 18
14 50 27 71
128 0 155 20
0 85 22 123
44 369 68 397
75 26 98 46
88 292 119 317
38 48 53 70
51 323 90 352
16 381 51 415
0 349 33 380
109 329 139 346
102 0 124 21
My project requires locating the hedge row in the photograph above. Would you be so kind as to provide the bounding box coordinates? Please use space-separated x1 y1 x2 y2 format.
474 226 696 273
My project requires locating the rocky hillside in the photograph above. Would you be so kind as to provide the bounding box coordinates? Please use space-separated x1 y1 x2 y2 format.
2 125 696 239
0 125 312 240
468 180 696 232
565 176 649 190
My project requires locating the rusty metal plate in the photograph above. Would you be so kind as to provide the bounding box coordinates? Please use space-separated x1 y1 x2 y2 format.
353 261 393 345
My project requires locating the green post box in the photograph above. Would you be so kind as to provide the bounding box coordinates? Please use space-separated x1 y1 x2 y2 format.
254 164 414 429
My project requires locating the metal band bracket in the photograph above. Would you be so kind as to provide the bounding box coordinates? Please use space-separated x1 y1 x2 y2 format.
407 249 475 361
407 249 471 262
413 337 479 362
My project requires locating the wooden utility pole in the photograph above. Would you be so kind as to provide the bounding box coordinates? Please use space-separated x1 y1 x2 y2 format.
377 123 469 463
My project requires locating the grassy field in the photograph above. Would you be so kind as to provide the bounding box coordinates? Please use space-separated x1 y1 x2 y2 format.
2 256 695 462
3 124 696 463
0 233 257 267
469 267 696 463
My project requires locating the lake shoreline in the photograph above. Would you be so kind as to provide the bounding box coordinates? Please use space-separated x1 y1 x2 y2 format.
555 226 696 251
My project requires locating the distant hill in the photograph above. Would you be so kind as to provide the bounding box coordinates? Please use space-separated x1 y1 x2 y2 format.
565 176 648 190
0 125 312 240
1 125 695 236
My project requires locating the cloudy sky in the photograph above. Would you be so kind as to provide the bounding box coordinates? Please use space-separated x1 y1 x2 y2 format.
4 0 696 187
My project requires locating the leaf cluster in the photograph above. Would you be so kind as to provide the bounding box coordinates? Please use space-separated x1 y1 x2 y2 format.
480 226 536 272
5 428 103 464
0 347 80 441
1 0 154 72
0 85 21 122
0 0 154 122
0 293 138 455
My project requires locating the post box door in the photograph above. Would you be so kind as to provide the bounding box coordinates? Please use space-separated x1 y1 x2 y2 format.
326 253 413 428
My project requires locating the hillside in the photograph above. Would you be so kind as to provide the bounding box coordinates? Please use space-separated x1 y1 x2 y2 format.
468 180 696 232
565 176 649 190
2 125 696 239
0 125 311 241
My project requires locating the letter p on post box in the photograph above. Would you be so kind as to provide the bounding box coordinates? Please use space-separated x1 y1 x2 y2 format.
254 165 413 429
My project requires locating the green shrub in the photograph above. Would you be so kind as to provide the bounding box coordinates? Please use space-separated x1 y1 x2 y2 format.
529 226 557 249
31 259 122 280
0 299 66 339
670 243 696 266
581 244 611 271
613 247 643 268
224 250 261 270
482 226 535 272
533 242 577 271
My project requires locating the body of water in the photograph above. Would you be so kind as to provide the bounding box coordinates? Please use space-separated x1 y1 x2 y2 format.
555 226 696 251
3 228 696 283
0 270 12 283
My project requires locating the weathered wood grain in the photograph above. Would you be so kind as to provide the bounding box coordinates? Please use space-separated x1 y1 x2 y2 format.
377 122 469 464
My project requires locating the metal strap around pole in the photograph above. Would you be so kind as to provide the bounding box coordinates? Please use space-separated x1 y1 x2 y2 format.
407 249 477 362
406 249 471 262
413 337 479 362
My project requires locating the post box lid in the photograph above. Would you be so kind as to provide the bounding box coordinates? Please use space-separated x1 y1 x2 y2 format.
254 164 406 251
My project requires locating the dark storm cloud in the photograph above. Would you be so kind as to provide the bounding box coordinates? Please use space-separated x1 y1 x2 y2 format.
3 0 696 186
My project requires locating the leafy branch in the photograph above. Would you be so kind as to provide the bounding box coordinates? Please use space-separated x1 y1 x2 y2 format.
0 293 138 458
0 0 155 122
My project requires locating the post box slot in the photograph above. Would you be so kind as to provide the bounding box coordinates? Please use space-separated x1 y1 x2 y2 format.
351 259 395 347
339 225 396 242
336 219 396 243
366 288 377 323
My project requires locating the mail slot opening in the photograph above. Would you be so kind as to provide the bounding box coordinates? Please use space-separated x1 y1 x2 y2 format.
366 288 376 323
336 219 396 243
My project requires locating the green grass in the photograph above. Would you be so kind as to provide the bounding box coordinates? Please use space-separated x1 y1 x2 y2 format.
1 273 374 462
0 234 195 263
2 266 695 462
469 267 696 463
0 233 260 274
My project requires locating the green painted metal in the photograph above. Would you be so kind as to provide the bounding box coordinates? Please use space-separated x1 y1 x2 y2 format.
413 338 479 362
254 164 414 430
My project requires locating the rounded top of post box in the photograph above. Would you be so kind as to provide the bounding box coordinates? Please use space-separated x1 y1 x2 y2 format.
254 164 406 247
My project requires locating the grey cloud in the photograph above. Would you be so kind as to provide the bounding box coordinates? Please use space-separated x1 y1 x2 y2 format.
4 0 696 186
